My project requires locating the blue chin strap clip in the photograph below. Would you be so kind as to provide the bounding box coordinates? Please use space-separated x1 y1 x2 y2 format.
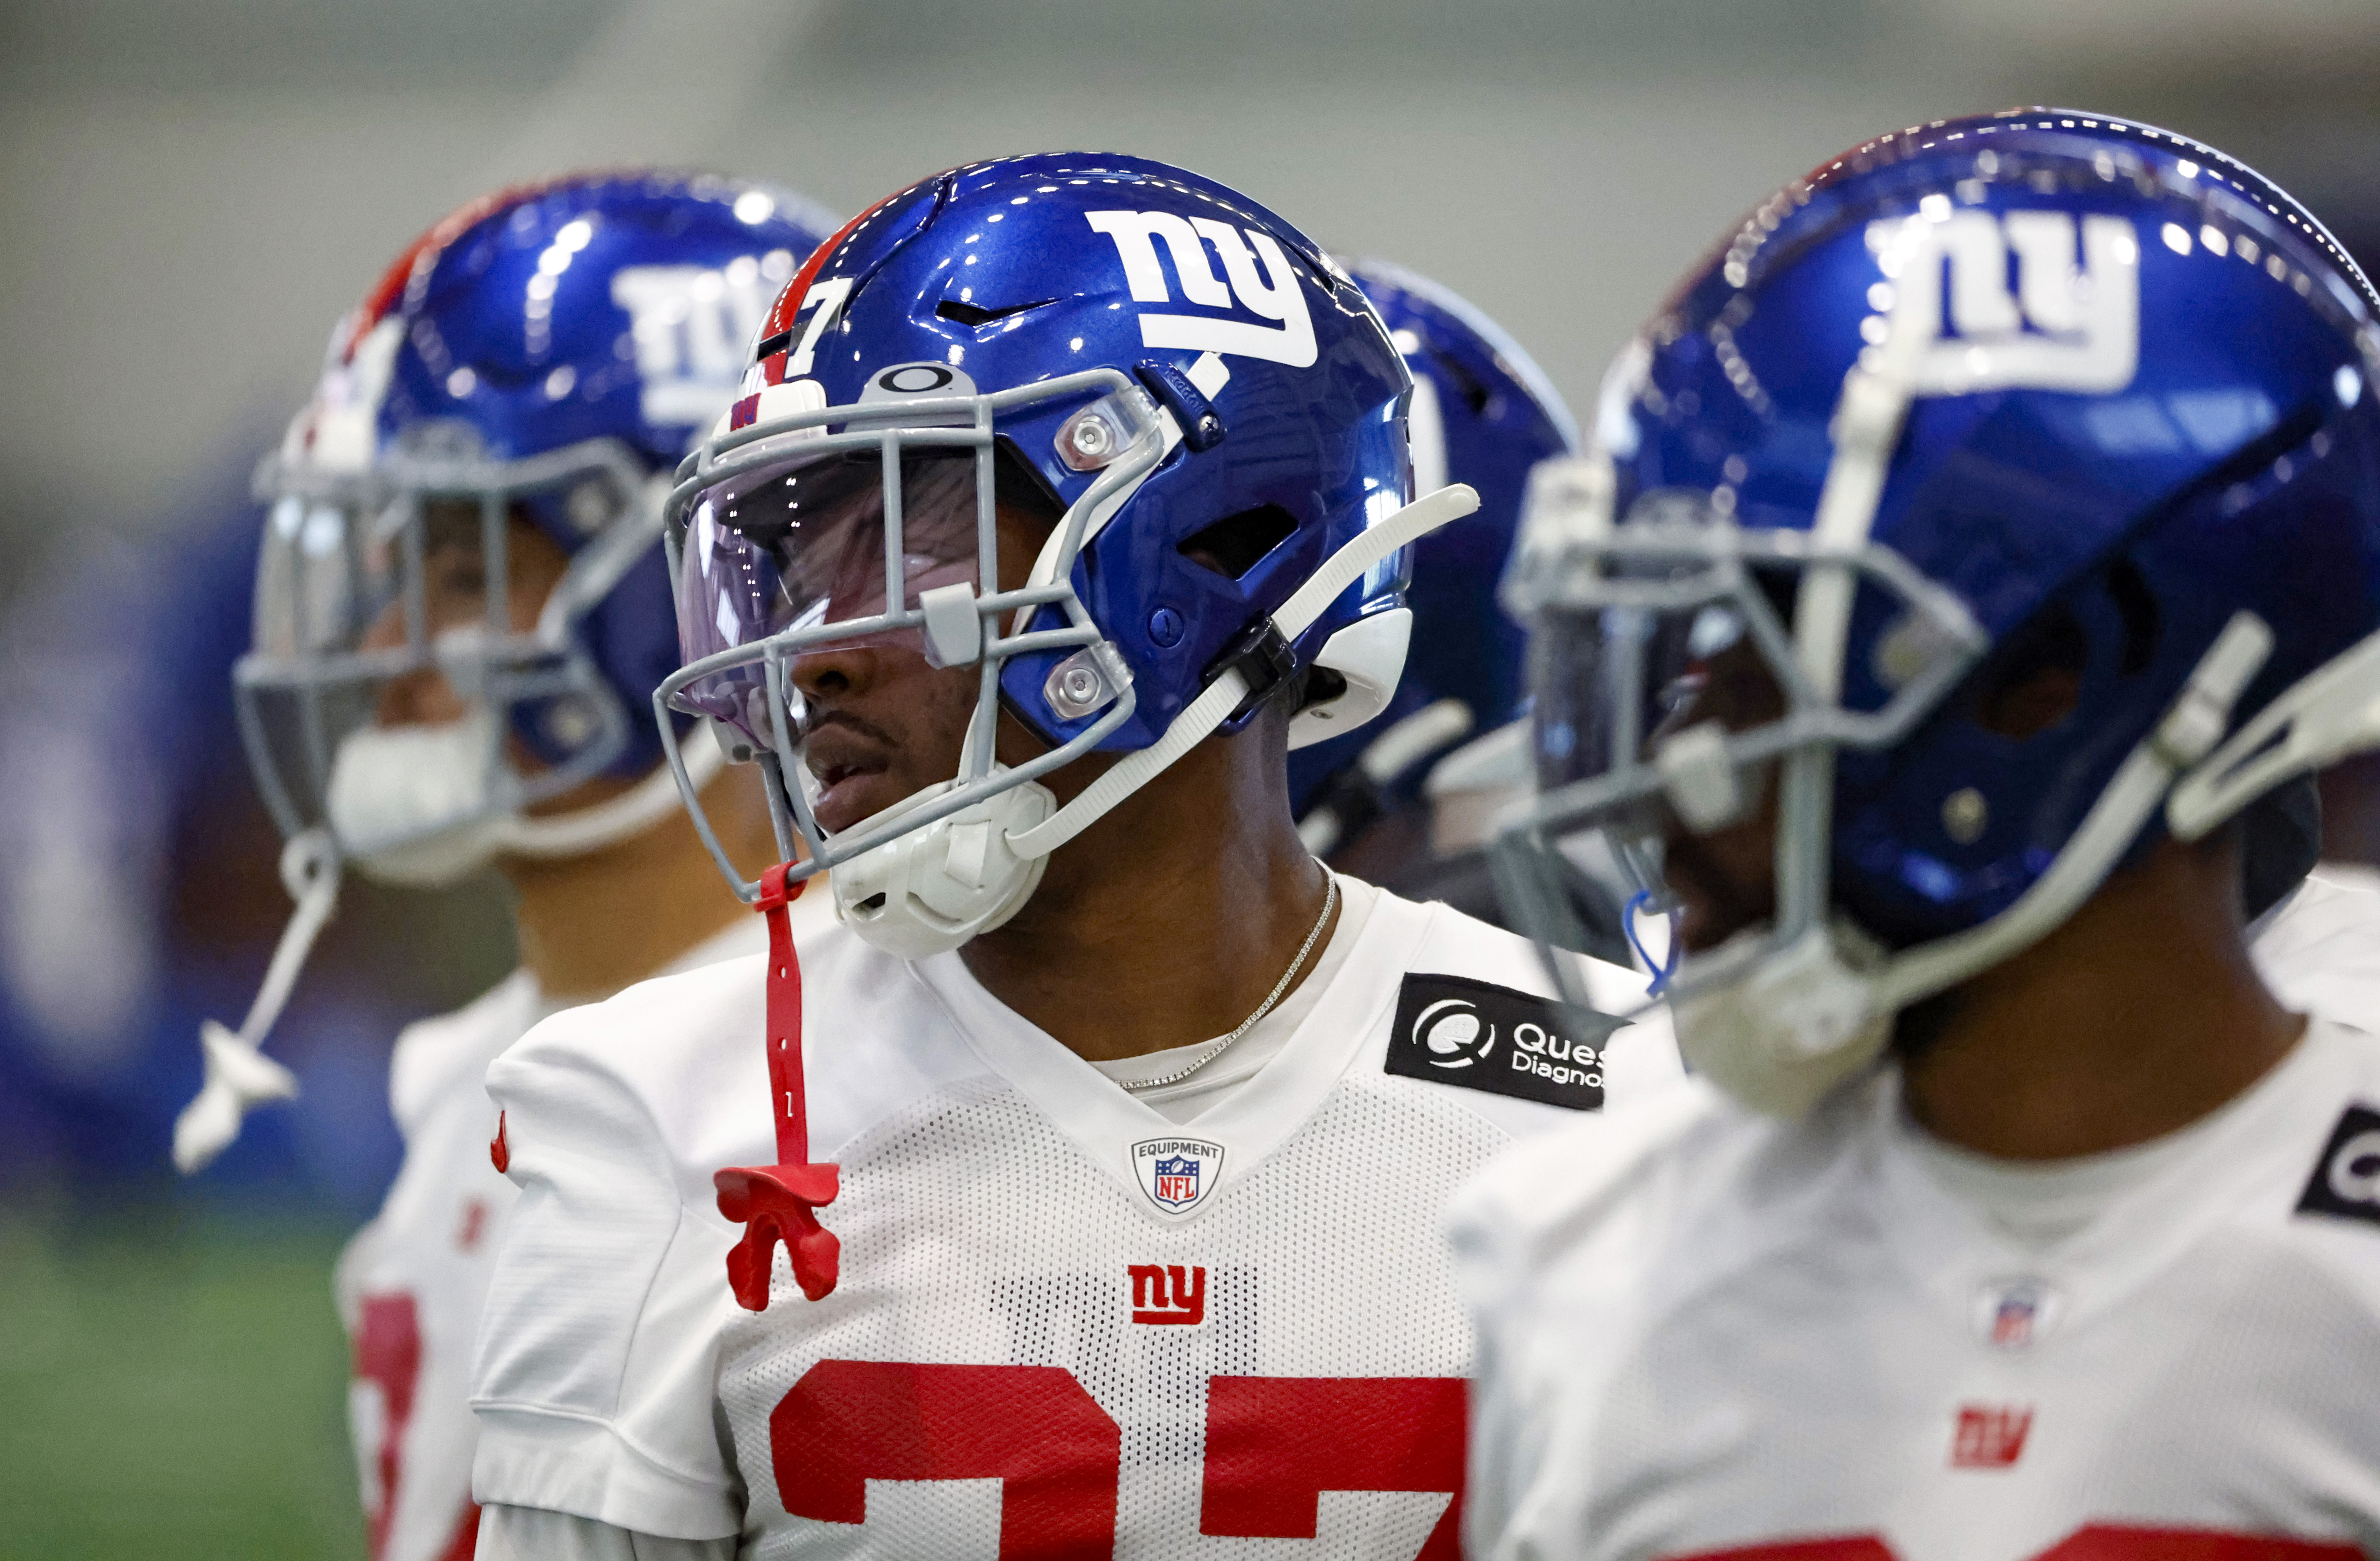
1622 889 1681 997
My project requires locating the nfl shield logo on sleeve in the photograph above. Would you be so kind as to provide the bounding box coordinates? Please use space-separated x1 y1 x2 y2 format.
1132 1138 1225 1214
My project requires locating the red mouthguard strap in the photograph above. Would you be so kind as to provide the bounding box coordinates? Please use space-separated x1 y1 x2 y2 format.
714 863 840 1308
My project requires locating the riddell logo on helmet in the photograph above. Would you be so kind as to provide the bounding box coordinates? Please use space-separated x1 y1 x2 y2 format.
611 263 780 427
1085 211 1319 368
1865 210 2139 396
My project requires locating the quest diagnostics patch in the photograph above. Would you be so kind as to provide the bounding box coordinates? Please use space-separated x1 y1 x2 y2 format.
1384 973 1626 1111
2295 1104 2380 1231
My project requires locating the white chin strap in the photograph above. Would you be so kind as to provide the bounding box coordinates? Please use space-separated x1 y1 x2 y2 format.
830 484 1480 960
172 830 336 1172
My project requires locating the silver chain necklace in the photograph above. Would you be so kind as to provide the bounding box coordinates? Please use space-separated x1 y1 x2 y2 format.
1125 873 1341 1093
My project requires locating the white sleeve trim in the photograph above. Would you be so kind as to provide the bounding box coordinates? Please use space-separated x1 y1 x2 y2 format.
474 1501 736 1561
473 1406 741 1542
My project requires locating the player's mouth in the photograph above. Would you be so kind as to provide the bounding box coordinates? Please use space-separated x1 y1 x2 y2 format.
1658 831 1774 955
800 713 904 834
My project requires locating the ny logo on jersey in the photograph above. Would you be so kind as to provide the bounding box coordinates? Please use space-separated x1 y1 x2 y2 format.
1866 209 2139 396
1085 210 1319 368
610 261 781 428
1127 1263 1206 1325
1950 1402 2034 1468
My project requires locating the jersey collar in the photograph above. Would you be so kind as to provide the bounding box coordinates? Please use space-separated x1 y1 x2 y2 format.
903 891 1439 1220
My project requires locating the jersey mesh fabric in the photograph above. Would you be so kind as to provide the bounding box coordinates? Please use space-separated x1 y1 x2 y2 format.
717 1070 1503 1558
1451 1021 2380 1561
471 884 1677 1553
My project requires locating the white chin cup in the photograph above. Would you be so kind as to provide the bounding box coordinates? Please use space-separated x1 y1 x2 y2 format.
326 704 722 886
1670 921 1894 1119
832 774 1056 959
326 707 506 886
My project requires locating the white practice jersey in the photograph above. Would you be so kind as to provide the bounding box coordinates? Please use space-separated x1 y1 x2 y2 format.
336 911 776 1561
1450 1018 2380 1561
2254 865 2380 1028
468 882 1679 1558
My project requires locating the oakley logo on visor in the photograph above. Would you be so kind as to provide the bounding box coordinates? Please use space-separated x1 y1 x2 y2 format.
1086 210 1317 368
1866 211 2138 395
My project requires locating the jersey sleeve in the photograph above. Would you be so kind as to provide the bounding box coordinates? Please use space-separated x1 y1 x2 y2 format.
468 1005 747 1542
474 1504 737 1561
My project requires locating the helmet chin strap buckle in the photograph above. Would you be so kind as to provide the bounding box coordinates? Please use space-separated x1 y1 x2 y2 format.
1204 618 1299 728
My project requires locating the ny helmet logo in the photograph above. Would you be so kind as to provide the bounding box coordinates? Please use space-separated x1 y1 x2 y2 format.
1085 210 1319 368
1867 210 2139 396
611 262 783 427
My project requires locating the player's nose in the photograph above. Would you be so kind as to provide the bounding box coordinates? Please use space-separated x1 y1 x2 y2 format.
788 643 883 707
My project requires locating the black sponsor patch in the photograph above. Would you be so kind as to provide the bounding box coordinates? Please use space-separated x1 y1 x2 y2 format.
1384 973 1626 1112
2295 1103 2380 1231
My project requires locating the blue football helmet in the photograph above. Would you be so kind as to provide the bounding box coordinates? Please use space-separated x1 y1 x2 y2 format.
661 153 1478 956
1503 109 2380 1115
174 172 837 1175
1288 259 1579 865
242 171 837 886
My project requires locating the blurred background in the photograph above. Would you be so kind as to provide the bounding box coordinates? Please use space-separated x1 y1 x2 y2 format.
4 0 2378 1553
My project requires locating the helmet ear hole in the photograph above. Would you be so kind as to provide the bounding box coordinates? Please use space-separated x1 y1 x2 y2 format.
1178 504 1298 579
1972 602 2089 740
1295 664 1349 715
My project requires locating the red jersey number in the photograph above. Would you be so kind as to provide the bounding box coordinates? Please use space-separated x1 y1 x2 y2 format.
772 1361 1465 1559
352 1294 423 1560
1202 1375 1465 1558
774 1361 1120 1561
350 1291 480 1561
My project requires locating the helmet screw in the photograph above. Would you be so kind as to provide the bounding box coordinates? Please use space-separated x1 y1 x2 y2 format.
1059 666 1100 704
1071 415 1113 458
1148 606 1185 648
1942 787 1989 845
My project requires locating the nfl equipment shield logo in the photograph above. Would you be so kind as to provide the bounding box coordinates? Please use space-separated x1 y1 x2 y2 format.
1131 1137 1225 1214
1154 1157 1199 1205
1971 1277 2064 1351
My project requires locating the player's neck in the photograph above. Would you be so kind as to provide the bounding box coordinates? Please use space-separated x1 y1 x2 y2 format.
960 717 1335 1064
499 777 771 1005
1898 832 2303 1162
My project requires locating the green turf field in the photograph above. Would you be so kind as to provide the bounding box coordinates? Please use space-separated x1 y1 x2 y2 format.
0 1209 366 1561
